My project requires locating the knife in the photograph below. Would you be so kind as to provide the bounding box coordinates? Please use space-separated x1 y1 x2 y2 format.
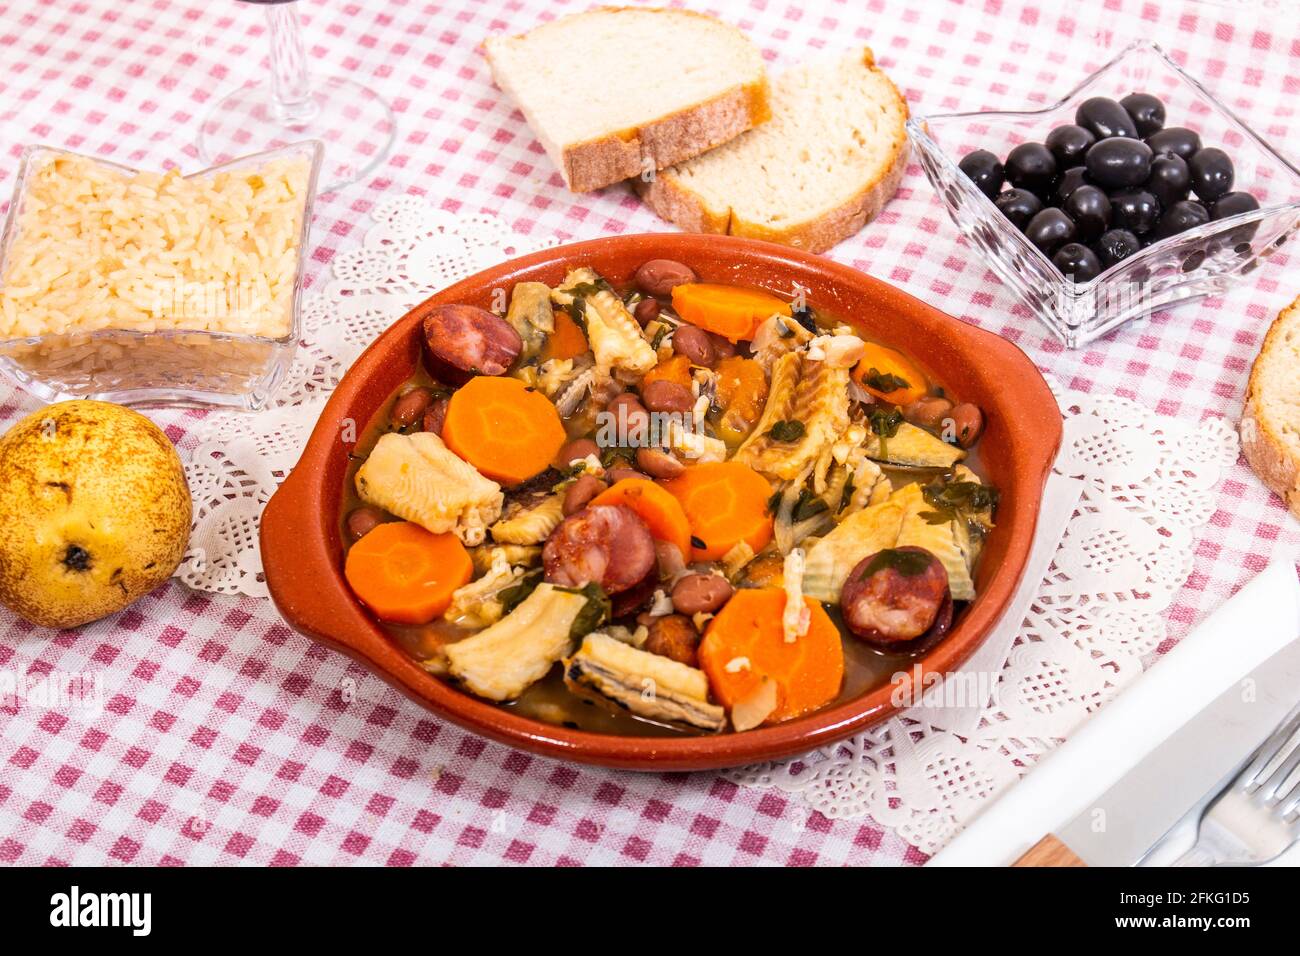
1013 636 1300 866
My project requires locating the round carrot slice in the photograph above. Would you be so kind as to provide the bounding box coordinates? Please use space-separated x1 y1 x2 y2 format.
671 283 792 342
442 376 567 485
590 478 692 561
699 588 844 724
343 521 472 625
661 460 774 562
852 342 928 405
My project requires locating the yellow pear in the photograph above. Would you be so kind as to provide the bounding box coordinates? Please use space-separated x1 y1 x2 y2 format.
0 401 191 629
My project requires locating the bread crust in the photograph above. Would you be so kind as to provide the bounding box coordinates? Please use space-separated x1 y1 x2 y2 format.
485 8 770 193
1241 296 1300 519
562 77 770 193
635 48 910 253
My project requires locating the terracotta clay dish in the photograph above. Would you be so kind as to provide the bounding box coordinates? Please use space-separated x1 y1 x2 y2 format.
261 234 1060 770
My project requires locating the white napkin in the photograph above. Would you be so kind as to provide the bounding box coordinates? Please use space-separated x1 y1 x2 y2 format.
930 559 1300 867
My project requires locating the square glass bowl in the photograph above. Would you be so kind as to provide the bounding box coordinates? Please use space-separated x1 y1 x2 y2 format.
0 141 322 409
909 40 1300 347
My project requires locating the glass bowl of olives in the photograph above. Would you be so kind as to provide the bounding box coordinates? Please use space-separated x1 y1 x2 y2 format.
908 40 1300 347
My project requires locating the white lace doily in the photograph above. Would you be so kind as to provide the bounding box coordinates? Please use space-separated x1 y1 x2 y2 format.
176 198 562 596
726 391 1239 854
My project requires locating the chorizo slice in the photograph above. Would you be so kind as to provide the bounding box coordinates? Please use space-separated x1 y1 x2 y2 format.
542 504 656 595
840 546 952 647
422 303 522 384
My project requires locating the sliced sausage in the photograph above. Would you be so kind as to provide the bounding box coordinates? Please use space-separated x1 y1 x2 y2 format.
840 546 952 647
543 504 656 595
671 572 732 616
644 613 701 666
422 303 522 385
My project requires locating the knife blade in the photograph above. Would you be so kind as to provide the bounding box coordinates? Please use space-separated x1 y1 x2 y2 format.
1015 636 1300 867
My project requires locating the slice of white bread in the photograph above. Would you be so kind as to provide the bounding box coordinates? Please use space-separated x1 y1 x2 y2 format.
1242 295 1300 520
485 7 769 193
637 48 909 253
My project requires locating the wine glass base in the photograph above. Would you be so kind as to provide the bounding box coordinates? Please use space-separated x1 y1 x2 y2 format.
199 75 395 192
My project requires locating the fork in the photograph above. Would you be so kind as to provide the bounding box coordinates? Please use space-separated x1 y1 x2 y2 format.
1173 702 1300 866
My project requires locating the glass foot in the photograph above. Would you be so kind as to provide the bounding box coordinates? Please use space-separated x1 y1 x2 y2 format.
199 75 395 192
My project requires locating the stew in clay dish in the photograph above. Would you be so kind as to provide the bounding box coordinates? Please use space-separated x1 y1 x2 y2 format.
337 256 1000 737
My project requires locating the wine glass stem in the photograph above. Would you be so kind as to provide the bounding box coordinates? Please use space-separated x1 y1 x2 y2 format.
266 2 318 126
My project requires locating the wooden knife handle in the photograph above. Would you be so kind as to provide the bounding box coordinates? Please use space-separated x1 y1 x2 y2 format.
1012 835 1088 867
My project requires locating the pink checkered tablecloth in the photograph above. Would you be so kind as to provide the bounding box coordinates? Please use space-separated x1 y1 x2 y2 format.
1 0 1297 867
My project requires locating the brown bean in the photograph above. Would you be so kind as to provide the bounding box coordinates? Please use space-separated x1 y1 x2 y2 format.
640 378 694 415
634 259 697 297
345 505 386 543
635 446 685 480
556 437 600 468
671 572 733 616
606 391 650 447
644 613 701 666
948 403 984 448
672 324 716 368
606 465 649 485
633 297 660 327
902 396 953 430
562 474 608 516
422 396 449 436
390 387 433 428
708 332 737 360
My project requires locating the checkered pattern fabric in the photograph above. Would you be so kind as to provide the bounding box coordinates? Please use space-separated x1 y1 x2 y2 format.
0 0 1297 866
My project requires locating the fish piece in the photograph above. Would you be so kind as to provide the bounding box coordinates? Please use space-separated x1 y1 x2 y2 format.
445 582 596 701
862 421 965 468
553 267 656 374
504 281 555 362
894 483 975 600
563 632 726 732
490 493 565 545
734 353 850 482
801 494 908 602
354 431 503 546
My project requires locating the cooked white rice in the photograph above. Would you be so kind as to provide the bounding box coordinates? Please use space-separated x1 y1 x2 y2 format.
0 153 310 340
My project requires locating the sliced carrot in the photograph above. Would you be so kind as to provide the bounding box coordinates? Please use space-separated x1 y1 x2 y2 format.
344 521 472 625
640 353 693 390
661 460 774 562
699 588 844 724
671 283 792 342
852 342 928 405
714 355 768 445
443 375 567 485
540 308 588 363
590 478 692 561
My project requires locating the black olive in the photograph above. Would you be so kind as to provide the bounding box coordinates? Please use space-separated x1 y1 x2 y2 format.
1005 142 1057 195
959 149 1005 199
994 188 1043 229
1053 167 1091 206
1110 189 1161 235
1095 228 1142 267
1151 199 1210 239
1212 191 1261 243
1211 191 1260 220
1024 207 1076 254
1147 153 1190 208
1187 147 1234 202
1119 93 1166 137
1075 96 1139 139
1044 124 1096 169
1063 184 1111 241
1052 242 1103 283
1145 126 1201 161
1085 137 1153 189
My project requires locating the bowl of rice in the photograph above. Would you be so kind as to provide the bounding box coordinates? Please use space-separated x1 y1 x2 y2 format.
0 141 321 409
